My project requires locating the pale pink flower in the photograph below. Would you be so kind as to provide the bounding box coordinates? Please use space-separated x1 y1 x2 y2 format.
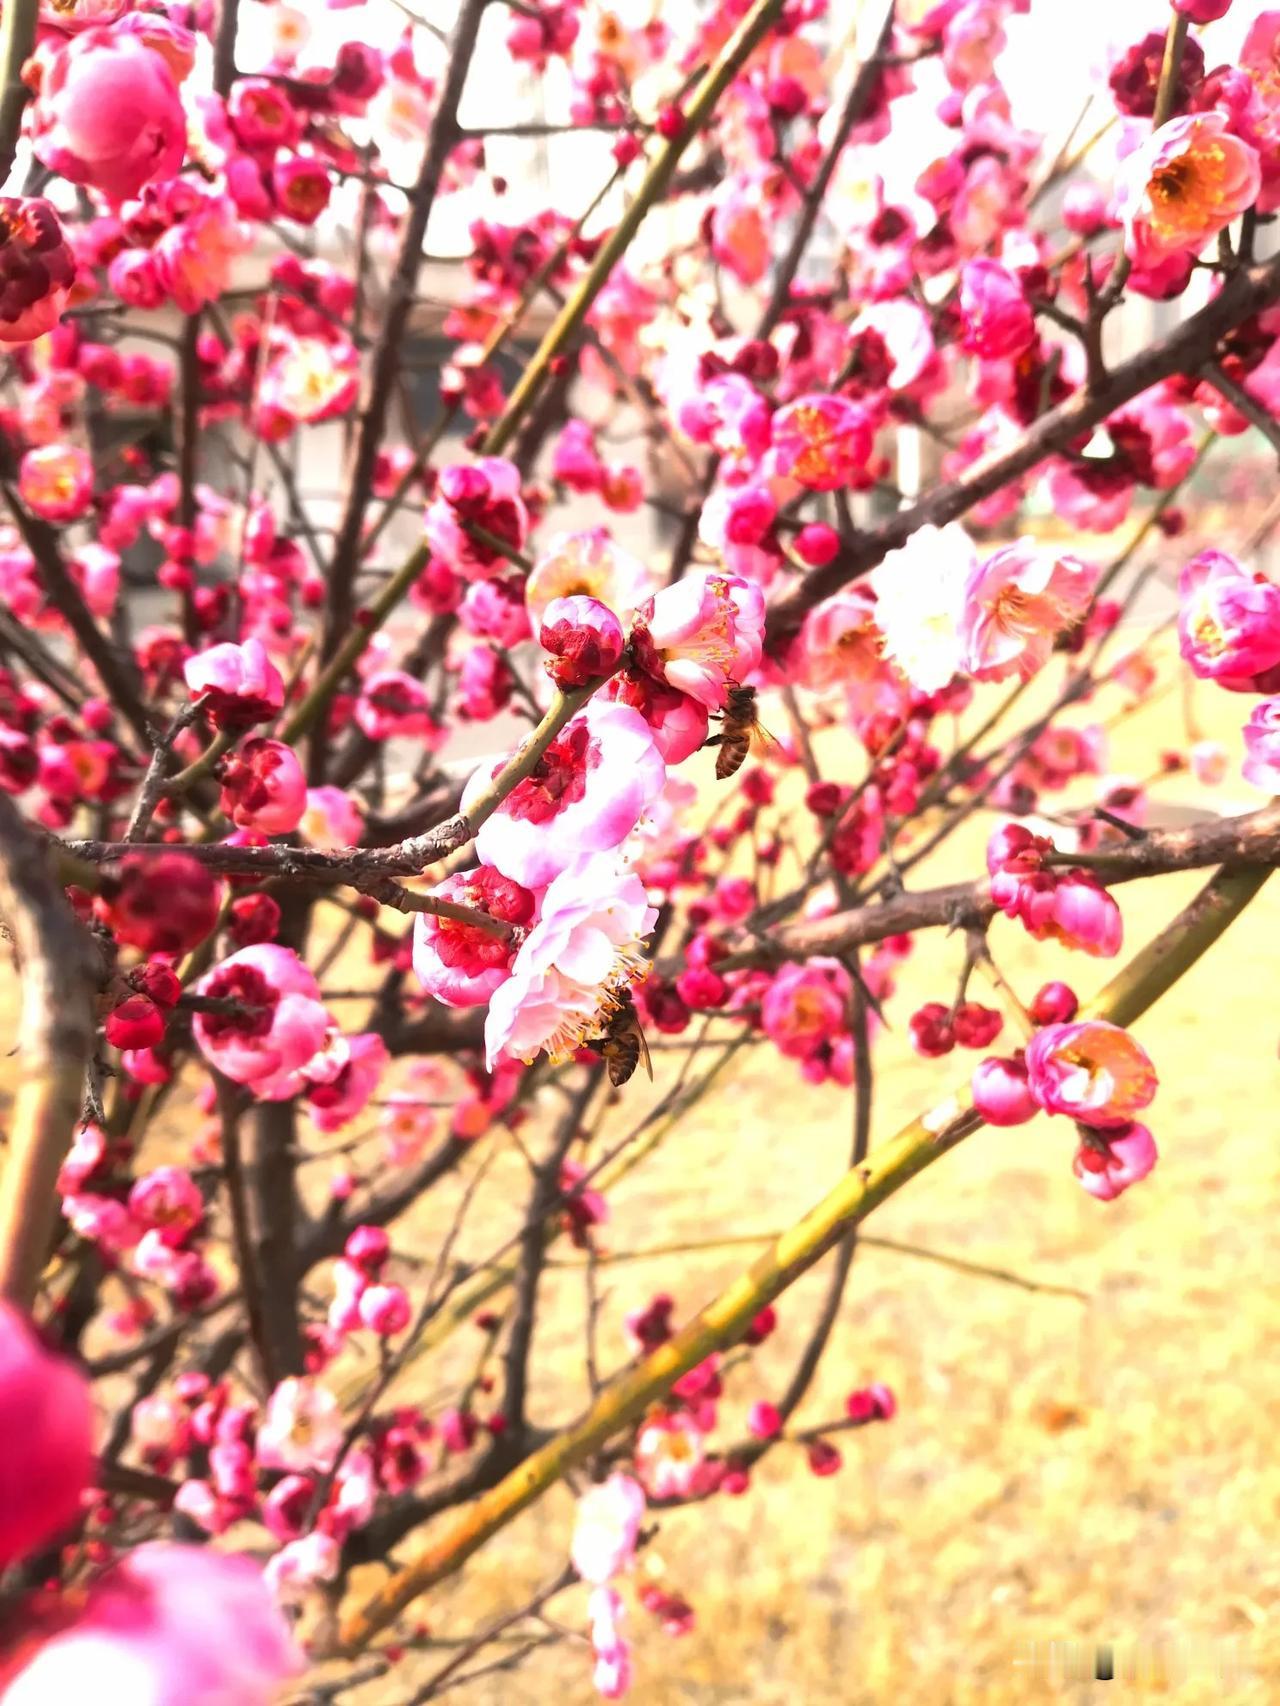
0 1544 301 1703
871 524 972 692
525 529 658 627
484 854 657 1069
128 1166 202 1249
264 1532 341 1605
257 1377 343 1474
19 444 92 522
1074 1123 1158 1201
32 23 187 201
602 671 710 766
1025 1020 1157 1130
184 638 284 730
849 299 935 391
469 698 666 890
635 570 765 712
942 0 1006 91
760 960 851 1061
300 784 364 849
153 195 250 314
302 1031 389 1133
634 1411 705 1501
0 1302 94 1568
570 1473 646 1585
588 1586 633 1700
961 542 1097 682
1119 113 1261 269
69 543 120 620
193 944 330 1091
260 334 359 427
797 586 883 691
1242 698 1280 788
1190 740 1228 786
1178 550 1280 690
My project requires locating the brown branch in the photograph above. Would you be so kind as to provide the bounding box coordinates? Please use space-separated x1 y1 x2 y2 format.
765 251 1280 648
716 804 1280 969
0 797 100 1307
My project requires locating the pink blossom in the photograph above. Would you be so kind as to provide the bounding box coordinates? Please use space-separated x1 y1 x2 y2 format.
0 1544 300 1702
525 529 658 627
588 1586 634 1700
760 959 850 1060
1242 698 1280 789
300 785 364 849
469 697 666 889
128 1166 202 1249
303 1031 389 1132
602 672 709 765
634 570 765 712
19 444 92 522
32 23 187 201
1119 113 1261 269
184 638 284 730
958 259 1036 360
264 1532 340 1606
423 458 529 581
971 1054 1038 1126
1073 1122 1159 1200
484 854 657 1069
412 865 534 1008
358 1283 412 1336
849 299 935 390
1025 1020 1157 1130
153 195 250 315
871 524 972 692
634 1411 705 1500
0 1302 94 1567
256 1376 343 1473
219 737 306 834
771 394 874 491
540 595 625 689
354 669 443 744
961 542 1097 682
1178 550 1280 690
570 1473 646 1585
193 944 330 1091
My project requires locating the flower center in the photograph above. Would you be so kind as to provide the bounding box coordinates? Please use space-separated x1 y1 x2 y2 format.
504 722 595 824
199 965 276 1040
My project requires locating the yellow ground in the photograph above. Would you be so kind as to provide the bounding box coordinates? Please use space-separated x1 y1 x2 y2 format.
4 637 1279 1705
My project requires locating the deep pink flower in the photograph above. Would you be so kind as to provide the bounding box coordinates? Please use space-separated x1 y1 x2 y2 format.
961 542 1097 682
105 991 166 1050
1172 0 1230 18
302 1031 389 1132
1178 550 1280 689
958 259 1036 360
1073 1122 1159 1200
19 444 92 522
423 458 529 582
412 865 534 1008
469 697 666 889
219 737 306 834
634 570 765 712
0 1302 94 1568
540 595 625 689
761 960 850 1061
33 23 187 201
354 669 443 744
1242 697 1280 788
971 1054 1038 1126
358 1282 411 1336
0 198 75 343
484 854 656 1069
0 1544 300 1701
193 944 330 1092
570 1473 646 1585
184 638 284 730
97 851 222 956
1118 113 1261 268
771 394 874 491
1025 1020 1157 1129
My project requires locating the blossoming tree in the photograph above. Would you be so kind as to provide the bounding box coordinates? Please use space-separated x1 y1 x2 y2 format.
0 0 1279 1696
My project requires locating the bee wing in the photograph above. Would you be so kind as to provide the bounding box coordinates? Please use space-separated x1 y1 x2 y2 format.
635 1018 654 1081
751 720 783 756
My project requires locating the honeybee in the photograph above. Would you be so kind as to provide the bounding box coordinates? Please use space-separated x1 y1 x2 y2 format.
714 683 776 780
593 992 653 1087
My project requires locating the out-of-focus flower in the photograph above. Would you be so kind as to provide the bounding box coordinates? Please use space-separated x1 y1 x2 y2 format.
96 851 222 956
1025 1019 1157 1129
300 785 363 849
32 22 187 200
19 444 92 522
484 854 657 1069
633 570 765 711
588 1586 633 1701
525 529 658 627
571 1474 646 1585
0 1302 94 1568
256 1377 343 1473
760 959 850 1060
470 698 666 890
1073 1122 1158 1200
354 669 442 744
771 394 874 490
961 542 1097 682
871 523 971 692
0 198 75 343
1118 113 1260 268
958 259 1036 360
0 1544 300 1702
634 1411 705 1500
1242 698 1280 788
